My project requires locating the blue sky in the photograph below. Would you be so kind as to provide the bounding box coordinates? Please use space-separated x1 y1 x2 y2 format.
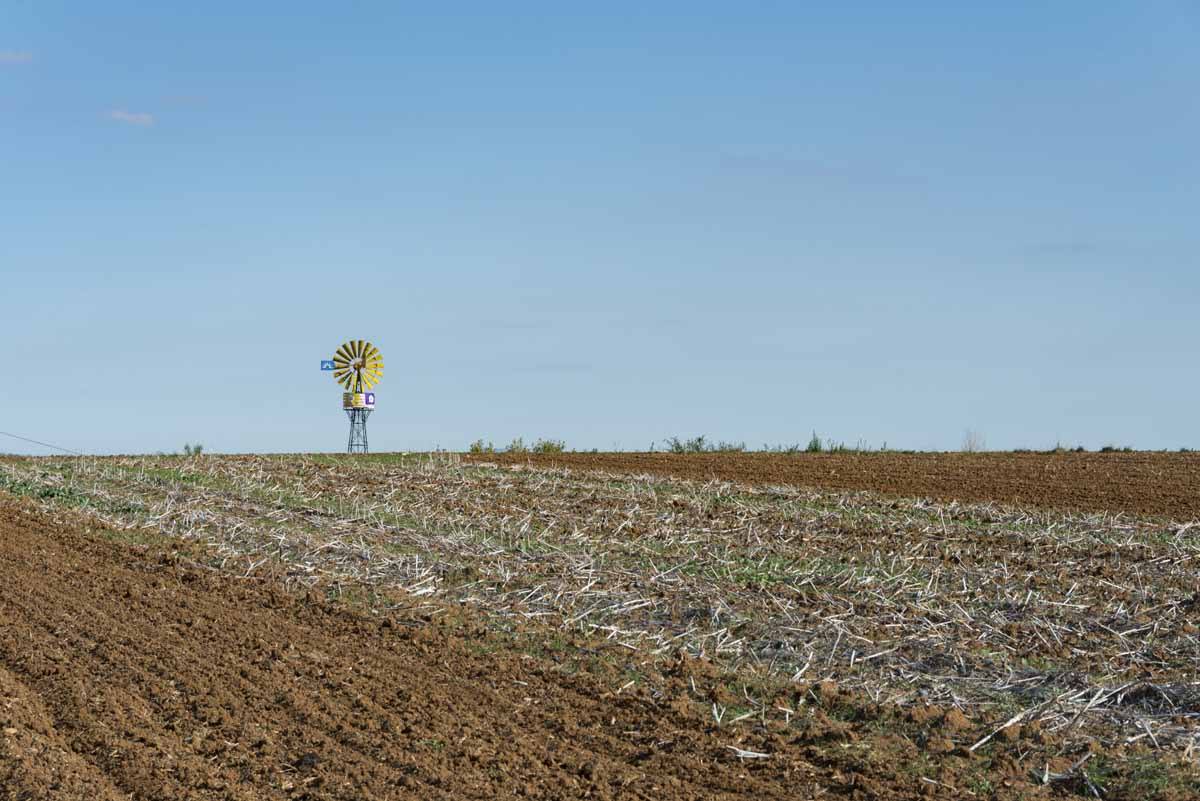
2 2 1197 454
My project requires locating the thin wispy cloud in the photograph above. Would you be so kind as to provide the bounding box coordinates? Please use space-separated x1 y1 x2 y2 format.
513 361 591 374
478 319 551 331
0 50 33 64
160 94 208 108
718 152 920 188
107 109 155 126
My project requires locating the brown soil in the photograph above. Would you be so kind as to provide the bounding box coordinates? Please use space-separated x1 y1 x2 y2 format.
464 451 1200 519
2 485 1196 800
0 496 930 801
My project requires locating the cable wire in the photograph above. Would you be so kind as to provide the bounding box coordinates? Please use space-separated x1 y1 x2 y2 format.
0 431 84 456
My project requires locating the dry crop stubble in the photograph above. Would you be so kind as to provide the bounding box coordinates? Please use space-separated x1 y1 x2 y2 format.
3 453 1197 765
465 450 1200 520
3 495 874 800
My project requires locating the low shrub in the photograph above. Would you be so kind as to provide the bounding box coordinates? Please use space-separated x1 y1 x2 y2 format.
662 436 746 454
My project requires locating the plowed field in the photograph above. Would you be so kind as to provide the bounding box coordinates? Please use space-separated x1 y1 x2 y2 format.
463 451 1200 520
2 454 1197 800
0 497 900 800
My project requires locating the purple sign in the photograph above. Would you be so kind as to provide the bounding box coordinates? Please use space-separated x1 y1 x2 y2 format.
365 392 375 406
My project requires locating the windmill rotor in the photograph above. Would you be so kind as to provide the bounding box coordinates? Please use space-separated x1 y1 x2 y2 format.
332 339 384 393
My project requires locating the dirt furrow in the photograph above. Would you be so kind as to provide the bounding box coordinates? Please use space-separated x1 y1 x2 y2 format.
463 451 1200 519
0 497 854 800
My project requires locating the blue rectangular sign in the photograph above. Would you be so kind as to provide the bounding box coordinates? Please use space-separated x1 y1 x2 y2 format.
320 360 335 370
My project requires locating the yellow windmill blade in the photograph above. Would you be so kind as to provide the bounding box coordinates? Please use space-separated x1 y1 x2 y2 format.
332 341 358 387
366 344 383 377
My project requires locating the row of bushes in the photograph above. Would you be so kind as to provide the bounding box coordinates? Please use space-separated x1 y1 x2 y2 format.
467 434 880 455
468 436 1194 455
657 433 881 454
468 437 567 455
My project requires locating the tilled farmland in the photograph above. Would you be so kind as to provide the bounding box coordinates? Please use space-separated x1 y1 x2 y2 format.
463 451 1200 520
0 498 843 800
1 453 1197 799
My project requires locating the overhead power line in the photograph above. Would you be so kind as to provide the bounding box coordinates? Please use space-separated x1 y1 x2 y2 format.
0 431 84 456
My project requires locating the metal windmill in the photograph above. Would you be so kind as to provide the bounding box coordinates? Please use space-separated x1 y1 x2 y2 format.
327 340 383 453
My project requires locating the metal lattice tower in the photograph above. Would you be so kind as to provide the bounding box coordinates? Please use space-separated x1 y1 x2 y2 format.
346 408 371 453
328 340 384 455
